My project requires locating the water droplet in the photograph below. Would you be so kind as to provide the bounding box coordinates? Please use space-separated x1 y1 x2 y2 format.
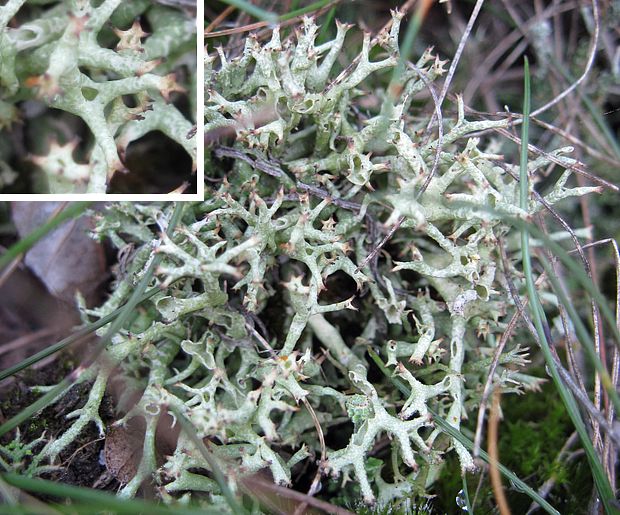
456 489 468 511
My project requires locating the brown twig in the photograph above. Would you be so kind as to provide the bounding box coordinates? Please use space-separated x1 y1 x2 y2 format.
494 124 617 191
205 5 236 34
293 398 327 515
538 211 604 450
472 239 547 459
355 216 404 274
548 348 620 447
435 0 486 110
510 0 600 120
0 328 57 358
61 436 105 470
0 255 21 290
411 61 443 199
462 1 579 104
242 475 355 515
530 116 620 169
458 99 619 192
354 59 444 274
472 296 521 457
496 0 600 119
205 1 341 39
488 387 511 515
602 239 620 487
212 145 363 212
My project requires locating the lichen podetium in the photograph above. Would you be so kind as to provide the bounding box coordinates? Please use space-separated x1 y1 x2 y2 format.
10 11 601 511
0 0 196 193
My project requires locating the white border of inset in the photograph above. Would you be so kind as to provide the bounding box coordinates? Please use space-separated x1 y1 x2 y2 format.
196 0 204 201
0 3 205 201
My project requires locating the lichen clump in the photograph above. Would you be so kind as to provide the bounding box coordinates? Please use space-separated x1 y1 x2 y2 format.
17 12 598 511
0 0 196 193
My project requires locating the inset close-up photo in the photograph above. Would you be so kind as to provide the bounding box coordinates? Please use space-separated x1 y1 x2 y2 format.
0 0 197 194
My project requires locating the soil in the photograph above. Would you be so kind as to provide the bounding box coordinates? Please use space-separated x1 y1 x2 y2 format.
0 353 119 492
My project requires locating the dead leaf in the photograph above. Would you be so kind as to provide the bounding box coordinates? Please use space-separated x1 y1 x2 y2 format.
11 202 106 304
103 424 142 484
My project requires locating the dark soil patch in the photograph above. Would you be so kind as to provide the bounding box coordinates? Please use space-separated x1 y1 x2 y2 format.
0 353 118 492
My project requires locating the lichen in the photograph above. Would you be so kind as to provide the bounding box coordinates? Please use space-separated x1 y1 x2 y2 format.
18 11 600 511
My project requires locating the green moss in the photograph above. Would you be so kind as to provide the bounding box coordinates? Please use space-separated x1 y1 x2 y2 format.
432 366 592 514
26 418 48 434
502 384 570 477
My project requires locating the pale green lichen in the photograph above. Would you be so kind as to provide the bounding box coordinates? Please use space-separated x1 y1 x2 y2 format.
16 11 601 512
0 0 196 193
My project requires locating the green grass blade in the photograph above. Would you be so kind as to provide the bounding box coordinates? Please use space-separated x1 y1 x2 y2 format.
0 379 70 438
170 407 247 515
0 288 161 382
518 58 614 513
1 473 217 515
367 348 560 515
279 0 337 22
556 66 620 161
82 203 185 365
537 254 620 414
0 203 185 439
388 0 428 101
0 202 92 271
443 197 620 414
316 6 336 44
519 57 531 214
461 475 473 514
218 0 277 23
525 222 620 348
446 197 620 353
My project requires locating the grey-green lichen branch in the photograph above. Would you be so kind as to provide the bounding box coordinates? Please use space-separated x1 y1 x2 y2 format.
13 9 602 513
0 0 196 193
